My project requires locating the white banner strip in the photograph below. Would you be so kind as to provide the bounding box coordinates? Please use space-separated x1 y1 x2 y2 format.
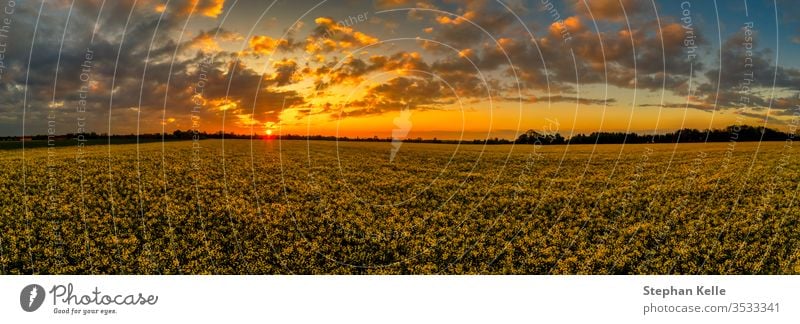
1 276 797 323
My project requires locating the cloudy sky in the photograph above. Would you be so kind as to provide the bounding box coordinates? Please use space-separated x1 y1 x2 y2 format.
1 0 799 139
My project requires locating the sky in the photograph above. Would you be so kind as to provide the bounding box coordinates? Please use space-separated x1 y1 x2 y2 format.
0 0 799 139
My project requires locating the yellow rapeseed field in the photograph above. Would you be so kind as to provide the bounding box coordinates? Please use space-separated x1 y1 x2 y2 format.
0 139 797 274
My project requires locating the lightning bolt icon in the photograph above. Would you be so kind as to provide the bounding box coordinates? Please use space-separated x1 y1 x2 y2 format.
28 286 37 308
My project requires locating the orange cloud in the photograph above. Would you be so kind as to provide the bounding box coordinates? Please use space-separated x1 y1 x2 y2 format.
189 29 242 52
154 0 225 18
575 0 643 21
375 0 414 8
458 48 473 58
190 0 225 18
208 98 238 111
563 16 583 32
247 35 291 55
549 16 584 38
305 16 379 53
235 114 260 127
435 11 476 26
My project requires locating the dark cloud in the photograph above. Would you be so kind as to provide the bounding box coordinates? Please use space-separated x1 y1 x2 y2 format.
639 102 716 111
342 76 455 118
423 0 517 49
506 95 616 106
688 26 800 116
0 0 308 135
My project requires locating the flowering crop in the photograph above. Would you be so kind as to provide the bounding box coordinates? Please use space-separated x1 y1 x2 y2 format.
0 140 797 274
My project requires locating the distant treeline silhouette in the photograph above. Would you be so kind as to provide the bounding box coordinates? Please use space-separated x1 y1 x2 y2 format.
0 125 792 146
516 125 790 145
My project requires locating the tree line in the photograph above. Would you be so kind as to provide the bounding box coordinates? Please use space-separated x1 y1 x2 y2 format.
515 125 790 145
0 124 792 146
